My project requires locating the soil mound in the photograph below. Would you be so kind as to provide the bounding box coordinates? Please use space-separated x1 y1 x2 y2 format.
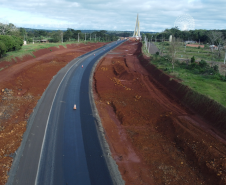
113 62 134 81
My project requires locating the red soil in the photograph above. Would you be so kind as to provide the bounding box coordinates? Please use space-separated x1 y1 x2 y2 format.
186 44 204 48
93 41 226 185
0 42 107 185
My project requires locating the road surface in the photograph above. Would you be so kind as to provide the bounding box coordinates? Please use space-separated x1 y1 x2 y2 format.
7 40 125 185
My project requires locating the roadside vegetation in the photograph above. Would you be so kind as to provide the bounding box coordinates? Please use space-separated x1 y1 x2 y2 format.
0 40 98 62
145 49 226 107
143 27 226 63
0 21 121 61
155 41 226 63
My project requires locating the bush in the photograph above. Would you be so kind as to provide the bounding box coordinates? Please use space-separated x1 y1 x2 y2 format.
191 68 199 74
156 51 159 55
11 36 23 50
0 35 23 57
0 41 7 57
0 35 15 51
28 38 33 43
163 42 169 46
199 60 207 68
191 56 195 64
213 65 219 72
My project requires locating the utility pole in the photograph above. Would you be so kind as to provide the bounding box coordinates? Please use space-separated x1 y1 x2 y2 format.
95 34 96 42
148 40 150 53
78 33 79 42
90 33 91 41
85 33 86 42
224 52 226 64
99 36 100 42
61 32 63 43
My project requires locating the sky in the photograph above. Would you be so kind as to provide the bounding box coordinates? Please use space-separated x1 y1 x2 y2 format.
0 0 225 32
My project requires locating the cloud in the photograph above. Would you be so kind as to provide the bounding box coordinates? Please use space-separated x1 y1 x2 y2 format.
0 0 225 31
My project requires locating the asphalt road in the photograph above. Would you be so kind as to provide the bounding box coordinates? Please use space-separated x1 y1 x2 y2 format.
7 40 125 185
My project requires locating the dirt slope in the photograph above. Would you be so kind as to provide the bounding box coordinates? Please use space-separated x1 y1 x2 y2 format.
0 42 107 185
93 41 226 185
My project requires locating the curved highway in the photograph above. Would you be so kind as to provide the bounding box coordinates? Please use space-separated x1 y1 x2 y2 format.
7 40 125 185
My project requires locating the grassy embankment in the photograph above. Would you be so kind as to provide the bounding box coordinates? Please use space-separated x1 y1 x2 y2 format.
142 42 226 107
0 40 99 62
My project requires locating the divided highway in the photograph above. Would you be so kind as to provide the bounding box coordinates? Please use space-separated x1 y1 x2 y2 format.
7 40 125 185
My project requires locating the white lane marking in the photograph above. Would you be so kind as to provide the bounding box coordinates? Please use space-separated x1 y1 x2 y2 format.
34 42 121 185
34 51 95 185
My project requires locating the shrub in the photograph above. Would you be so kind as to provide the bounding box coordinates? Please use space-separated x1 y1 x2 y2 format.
0 35 15 51
0 41 7 57
163 42 169 46
0 35 23 52
28 38 33 43
193 68 200 74
156 51 159 55
11 36 23 50
213 65 219 72
191 56 195 64
199 60 207 68
0 35 23 58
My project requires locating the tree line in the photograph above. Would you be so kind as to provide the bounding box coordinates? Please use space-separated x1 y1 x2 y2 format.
143 27 226 44
20 28 120 43
0 21 121 58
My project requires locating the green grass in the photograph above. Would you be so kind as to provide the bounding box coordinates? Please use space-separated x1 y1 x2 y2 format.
0 40 99 62
141 41 152 57
150 54 226 107
155 42 225 62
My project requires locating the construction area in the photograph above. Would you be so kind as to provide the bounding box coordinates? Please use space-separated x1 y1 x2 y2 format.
93 41 226 185
0 40 226 185
0 42 107 184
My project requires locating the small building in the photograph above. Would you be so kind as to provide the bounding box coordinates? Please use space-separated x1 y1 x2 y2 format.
40 39 49 43
185 41 196 44
209 45 218 50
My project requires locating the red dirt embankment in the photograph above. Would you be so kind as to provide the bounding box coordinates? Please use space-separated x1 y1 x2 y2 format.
0 42 107 185
93 41 226 185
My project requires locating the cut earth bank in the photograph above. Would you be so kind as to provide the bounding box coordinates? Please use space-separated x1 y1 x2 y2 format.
0 42 107 185
93 41 226 185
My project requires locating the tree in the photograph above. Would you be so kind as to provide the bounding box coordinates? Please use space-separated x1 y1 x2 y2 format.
63 29 73 42
169 37 181 70
207 31 226 58
49 31 62 42
0 22 18 35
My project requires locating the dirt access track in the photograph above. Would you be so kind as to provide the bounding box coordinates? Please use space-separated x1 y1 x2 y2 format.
93 41 226 185
0 42 107 185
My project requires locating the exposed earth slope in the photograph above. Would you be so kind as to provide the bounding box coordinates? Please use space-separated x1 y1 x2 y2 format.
93 41 226 185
